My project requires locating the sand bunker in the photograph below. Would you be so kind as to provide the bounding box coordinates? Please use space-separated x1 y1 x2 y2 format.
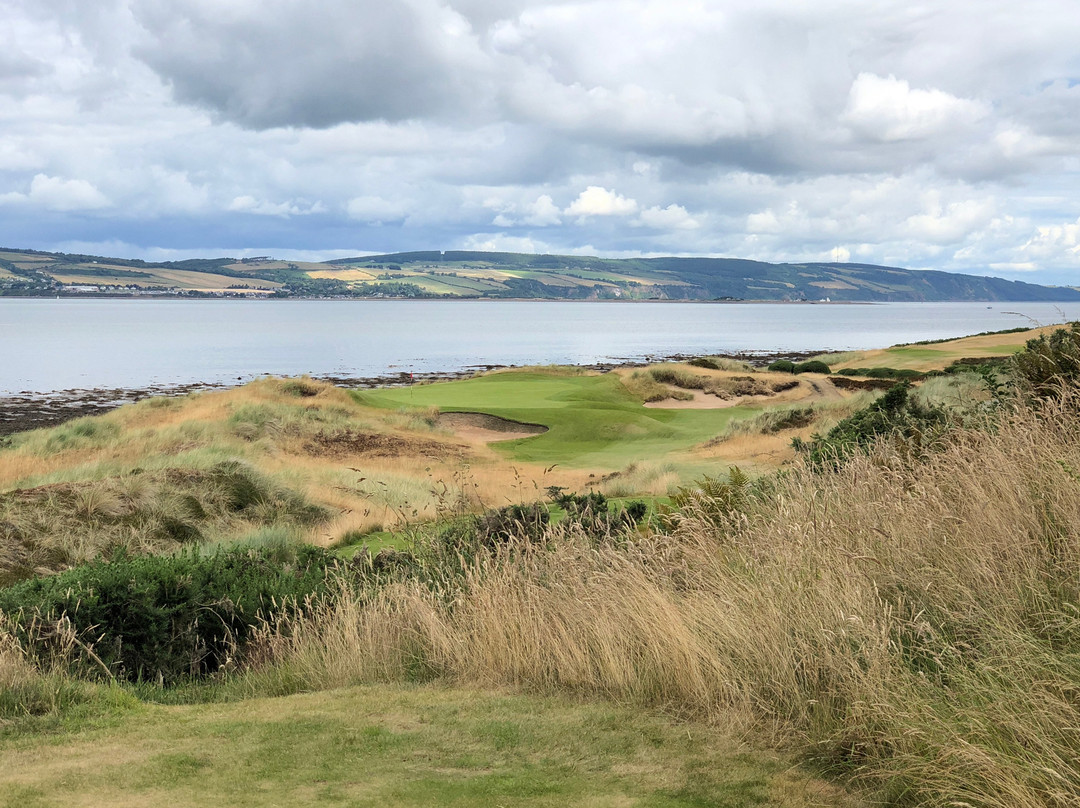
437 412 548 442
644 390 748 410
303 430 465 460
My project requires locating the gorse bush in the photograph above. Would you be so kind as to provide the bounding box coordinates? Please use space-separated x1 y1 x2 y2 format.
1013 321 1080 398
428 492 649 563
794 383 950 469
833 366 924 380
768 359 831 374
475 503 550 547
0 545 337 684
792 360 831 375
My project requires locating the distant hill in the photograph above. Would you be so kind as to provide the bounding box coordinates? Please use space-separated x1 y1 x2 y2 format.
2 246 1078 301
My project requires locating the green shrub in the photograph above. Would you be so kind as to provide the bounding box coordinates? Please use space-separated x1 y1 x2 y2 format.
834 366 924 380
475 503 550 547
0 546 337 684
795 383 950 469
1012 322 1080 398
792 360 831 374
553 491 647 538
942 356 1012 375
767 360 796 373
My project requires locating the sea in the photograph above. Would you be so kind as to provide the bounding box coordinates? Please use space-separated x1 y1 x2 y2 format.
2 298 1079 395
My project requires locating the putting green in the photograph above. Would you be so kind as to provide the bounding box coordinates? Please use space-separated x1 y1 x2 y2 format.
353 370 752 468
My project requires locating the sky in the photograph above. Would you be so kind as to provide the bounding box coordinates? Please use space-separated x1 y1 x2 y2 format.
1 1 1079 282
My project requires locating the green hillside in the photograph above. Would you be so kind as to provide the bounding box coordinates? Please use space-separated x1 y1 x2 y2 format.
3 246 1078 301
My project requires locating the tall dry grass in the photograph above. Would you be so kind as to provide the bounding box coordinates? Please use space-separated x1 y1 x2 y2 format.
256 396 1080 806
0 619 35 693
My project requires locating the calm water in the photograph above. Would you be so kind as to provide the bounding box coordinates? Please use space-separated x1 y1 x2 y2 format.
2 299 1078 394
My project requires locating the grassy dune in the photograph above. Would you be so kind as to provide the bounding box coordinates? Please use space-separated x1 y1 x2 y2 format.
0 362 851 585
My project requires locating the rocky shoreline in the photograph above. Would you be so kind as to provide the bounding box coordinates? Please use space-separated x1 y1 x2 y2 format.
0 350 823 437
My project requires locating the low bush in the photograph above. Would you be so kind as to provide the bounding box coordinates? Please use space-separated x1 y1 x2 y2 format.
476 503 550 547
0 545 338 684
834 366 924 380
687 356 754 372
795 383 950 469
942 356 1013 375
554 491 648 539
767 360 796 373
1012 321 1080 398
792 360 831 374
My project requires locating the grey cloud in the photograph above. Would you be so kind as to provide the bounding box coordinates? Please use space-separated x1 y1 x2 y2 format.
130 0 490 128
0 52 50 83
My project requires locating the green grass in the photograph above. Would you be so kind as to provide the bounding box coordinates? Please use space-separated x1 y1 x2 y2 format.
0 683 855 807
333 529 405 559
353 371 753 468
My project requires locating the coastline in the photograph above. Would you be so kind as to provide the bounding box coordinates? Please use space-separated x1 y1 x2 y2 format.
0 348 825 437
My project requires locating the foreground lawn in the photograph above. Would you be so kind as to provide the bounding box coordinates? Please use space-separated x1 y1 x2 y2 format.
355 370 752 468
0 684 859 808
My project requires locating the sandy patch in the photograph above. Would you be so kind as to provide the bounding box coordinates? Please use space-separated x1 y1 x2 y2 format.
644 390 748 409
436 412 548 442
303 429 467 460
644 377 825 410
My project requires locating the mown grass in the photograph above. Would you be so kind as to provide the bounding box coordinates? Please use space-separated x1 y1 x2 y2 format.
355 370 755 468
0 683 859 808
834 325 1054 372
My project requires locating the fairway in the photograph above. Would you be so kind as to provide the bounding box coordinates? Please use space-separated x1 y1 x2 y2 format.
835 326 1057 372
0 684 859 808
354 370 753 468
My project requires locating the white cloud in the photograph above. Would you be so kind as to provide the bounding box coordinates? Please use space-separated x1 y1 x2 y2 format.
523 194 562 226
565 186 638 217
228 195 325 217
346 196 410 225
458 233 550 254
637 204 699 230
1015 216 1080 267
489 193 562 227
842 73 988 142
11 174 112 211
904 196 998 244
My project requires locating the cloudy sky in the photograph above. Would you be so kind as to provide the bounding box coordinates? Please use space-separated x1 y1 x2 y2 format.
2 1 1079 281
